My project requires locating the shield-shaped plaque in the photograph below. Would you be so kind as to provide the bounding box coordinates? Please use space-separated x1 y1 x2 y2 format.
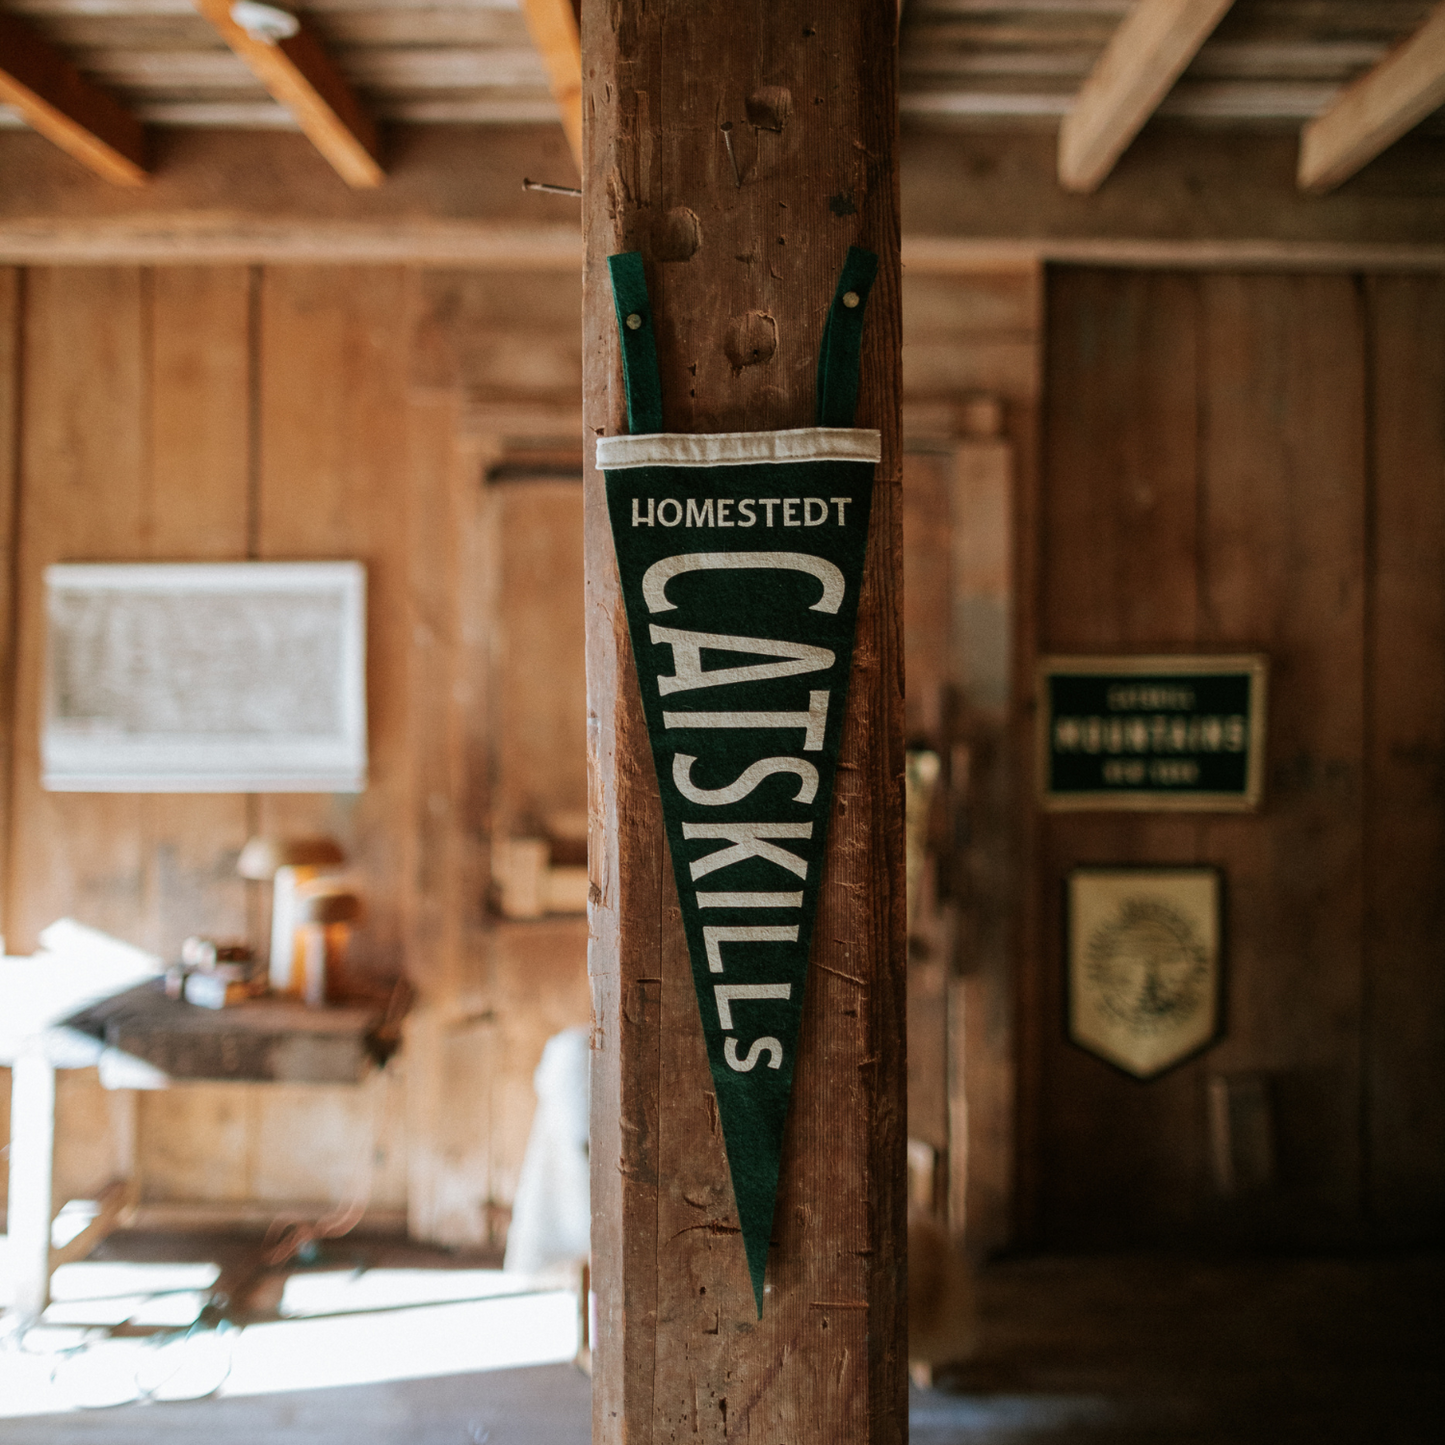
1066 867 1222 1079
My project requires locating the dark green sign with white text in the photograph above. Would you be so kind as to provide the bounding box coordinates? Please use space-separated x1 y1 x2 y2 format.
1038 655 1267 811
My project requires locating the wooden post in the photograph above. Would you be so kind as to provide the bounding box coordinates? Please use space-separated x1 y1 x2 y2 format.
582 4 904 1443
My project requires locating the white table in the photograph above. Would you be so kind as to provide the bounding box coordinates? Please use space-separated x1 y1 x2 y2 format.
1 929 162 1323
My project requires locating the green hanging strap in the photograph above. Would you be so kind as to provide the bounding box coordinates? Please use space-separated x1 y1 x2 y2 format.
608 246 878 435
607 252 664 435
814 246 879 428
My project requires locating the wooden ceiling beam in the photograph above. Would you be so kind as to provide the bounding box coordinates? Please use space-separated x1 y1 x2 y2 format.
518 0 582 172
1058 0 1235 194
0 13 147 187
191 0 383 188
1298 3 1445 193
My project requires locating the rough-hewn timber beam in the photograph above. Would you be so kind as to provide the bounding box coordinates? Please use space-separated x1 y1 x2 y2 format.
3 126 1443 264
191 0 383 188
583 1 906 1441
518 0 582 172
0 13 147 186
1298 3 1445 193
1058 0 1235 194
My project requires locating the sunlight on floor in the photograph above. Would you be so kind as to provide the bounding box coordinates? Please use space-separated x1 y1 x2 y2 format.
279 1267 536 1316
0 1252 579 1420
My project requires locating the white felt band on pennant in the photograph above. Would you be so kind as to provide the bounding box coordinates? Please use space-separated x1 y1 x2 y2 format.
597 427 882 471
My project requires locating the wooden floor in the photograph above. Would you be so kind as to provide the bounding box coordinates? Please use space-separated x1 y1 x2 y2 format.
0 1363 591 1445
918 1253 1444 1445
2 1236 1439 1444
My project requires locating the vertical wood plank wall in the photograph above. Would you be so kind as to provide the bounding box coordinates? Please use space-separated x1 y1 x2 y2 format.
0 264 592 1230
1024 268 1445 1248
1363 276 1445 1239
10 258 1431 1251
0 257 1027 1239
903 266 1041 1257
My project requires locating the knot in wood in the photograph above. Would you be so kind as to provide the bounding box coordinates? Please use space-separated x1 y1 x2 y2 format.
745 85 792 133
653 207 701 262
724 311 778 371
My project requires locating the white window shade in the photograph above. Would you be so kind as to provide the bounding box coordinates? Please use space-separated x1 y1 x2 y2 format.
43 562 367 793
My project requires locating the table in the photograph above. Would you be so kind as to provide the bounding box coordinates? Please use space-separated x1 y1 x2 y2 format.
4 980 386 1322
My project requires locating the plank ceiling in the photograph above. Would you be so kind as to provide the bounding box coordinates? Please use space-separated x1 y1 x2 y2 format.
903 0 1442 126
1 0 1440 135
0 0 555 130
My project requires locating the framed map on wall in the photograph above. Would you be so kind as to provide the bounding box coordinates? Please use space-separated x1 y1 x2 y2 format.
43 562 367 793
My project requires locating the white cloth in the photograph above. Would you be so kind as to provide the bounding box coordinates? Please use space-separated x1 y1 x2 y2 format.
0 920 161 1067
596 426 882 470
503 1027 591 1275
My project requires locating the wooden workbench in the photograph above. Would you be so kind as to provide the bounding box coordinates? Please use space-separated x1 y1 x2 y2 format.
4 983 387 1322
62 983 388 1085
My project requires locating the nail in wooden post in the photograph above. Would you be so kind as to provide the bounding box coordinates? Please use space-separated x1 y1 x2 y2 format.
582 3 906 1442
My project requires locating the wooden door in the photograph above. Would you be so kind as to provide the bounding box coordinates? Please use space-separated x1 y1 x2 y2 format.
1023 268 1445 1249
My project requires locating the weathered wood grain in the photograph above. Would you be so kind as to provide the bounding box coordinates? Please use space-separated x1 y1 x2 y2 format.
491 480 588 846
0 255 596 1235
1298 4 1445 192
0 269 20 961
404 456 591 1246
900 129 1445 252
951 427 1020 1258
0 12 147 187
255 266 413 986
0 126 582 255
69 988 382 1084
904 451 954 746
400 387 467 1007
9 0 1441 144
147 267 251 564
49 1067 118 1215
9 268 149 954
397 365 489 1245
1033 269 1209 1247
518 0 582 170
1029 268 1378 1249
902 451 951 1194
142 1069 408 1212
0 124 1443 267
191 0 384 189
129 268 254 1206
6 267 253 960
1058 0 1236 193
1197 273 1367 1244
1362 273 1445 1240
582 2 905 1441
10 266 257 1211
140 266 252 962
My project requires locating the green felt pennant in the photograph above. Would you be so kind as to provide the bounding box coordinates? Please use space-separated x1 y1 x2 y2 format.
603 250 877 1316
